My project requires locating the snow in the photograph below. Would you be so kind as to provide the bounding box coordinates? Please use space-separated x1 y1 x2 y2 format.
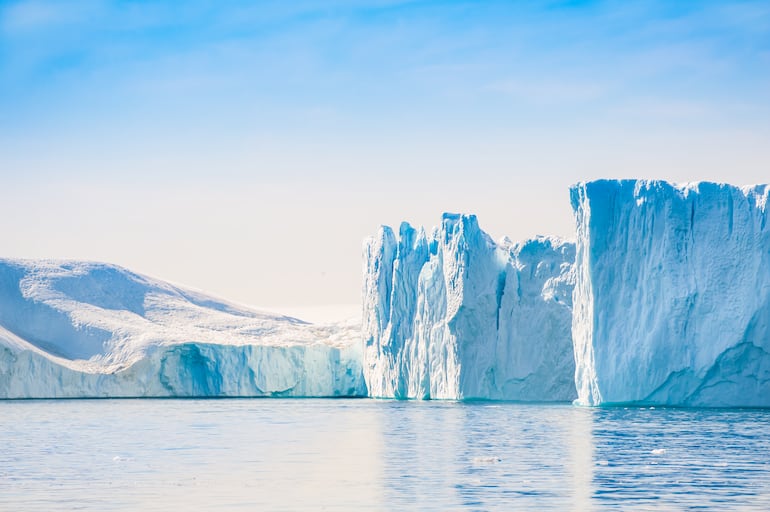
571 180 770 407
362 213 576 401
0 259 365 398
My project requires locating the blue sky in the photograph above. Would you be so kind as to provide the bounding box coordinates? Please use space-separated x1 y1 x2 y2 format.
1 0 769 315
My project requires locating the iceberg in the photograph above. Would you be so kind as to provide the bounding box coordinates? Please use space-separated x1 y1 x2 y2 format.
0 259 366 398
571 180 770 407
362 213 576 401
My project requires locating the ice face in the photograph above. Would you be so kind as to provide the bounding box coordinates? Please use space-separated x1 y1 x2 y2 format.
571 180 770 407
0 259 365 398
362 213 576 401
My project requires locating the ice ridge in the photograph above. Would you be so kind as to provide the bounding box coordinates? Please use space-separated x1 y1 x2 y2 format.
362 213 576 401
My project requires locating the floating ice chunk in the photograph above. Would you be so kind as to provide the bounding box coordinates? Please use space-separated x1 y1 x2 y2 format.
0 259 366 398
571 180 770 407
472 456 502 464
362 214 576 401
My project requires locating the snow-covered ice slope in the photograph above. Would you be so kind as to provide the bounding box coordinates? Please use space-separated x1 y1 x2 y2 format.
0 259 365 398
363 213 576 401
571 180 770 407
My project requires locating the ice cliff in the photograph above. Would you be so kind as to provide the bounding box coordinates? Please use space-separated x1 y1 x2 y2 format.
362 214 576 401
0 259 365 398
572 180 770 407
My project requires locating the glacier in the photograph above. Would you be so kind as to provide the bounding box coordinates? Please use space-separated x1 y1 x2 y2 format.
571 180 770 407
362 213 576 401
0 259 366 398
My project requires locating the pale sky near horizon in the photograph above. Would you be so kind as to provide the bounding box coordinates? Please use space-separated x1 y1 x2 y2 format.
1 0 769 320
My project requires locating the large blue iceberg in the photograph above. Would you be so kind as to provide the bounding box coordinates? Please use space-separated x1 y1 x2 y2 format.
6 180 769 406
362 214 576 400
0 259 365 398
571 180 770 407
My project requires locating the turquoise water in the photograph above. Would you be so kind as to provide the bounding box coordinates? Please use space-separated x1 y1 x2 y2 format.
1 400 769 511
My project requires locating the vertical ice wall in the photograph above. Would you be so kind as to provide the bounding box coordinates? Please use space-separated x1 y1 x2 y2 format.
362 213 576 401
571 180 770 407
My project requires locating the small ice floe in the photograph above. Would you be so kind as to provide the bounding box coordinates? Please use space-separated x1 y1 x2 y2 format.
472 456 502 464
112 455 133 463
650 448 666 456
596 460 609 466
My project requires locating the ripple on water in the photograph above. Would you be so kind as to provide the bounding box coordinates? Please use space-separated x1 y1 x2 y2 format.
0 400 769 511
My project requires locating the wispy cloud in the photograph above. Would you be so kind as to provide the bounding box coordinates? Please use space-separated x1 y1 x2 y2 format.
485 78 610 104
0 0 99 34
609 98 713 121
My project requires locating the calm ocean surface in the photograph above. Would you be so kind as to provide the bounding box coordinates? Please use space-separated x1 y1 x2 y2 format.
1 399 769 511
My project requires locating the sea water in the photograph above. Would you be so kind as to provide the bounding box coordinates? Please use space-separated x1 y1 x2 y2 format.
1 399 769 511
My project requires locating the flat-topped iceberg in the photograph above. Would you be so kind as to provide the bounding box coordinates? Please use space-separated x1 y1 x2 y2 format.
571 180 770 407
363 214 576 401
0 259 365 398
